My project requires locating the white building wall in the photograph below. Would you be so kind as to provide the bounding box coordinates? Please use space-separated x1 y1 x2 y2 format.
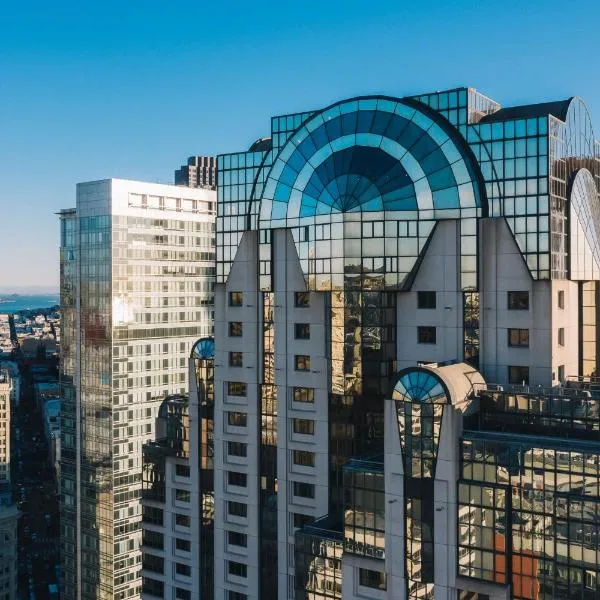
214 231 260 600
396 221 463 370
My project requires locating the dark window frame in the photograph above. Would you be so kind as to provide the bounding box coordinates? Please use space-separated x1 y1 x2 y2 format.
294 323 311 340
507 328 529 348
507 291 529 310
229 291 243 307
417 326 436 345
294 291 310 307
417 291 436 309
294 354 311 371
508 365 529 385
228 321 243 337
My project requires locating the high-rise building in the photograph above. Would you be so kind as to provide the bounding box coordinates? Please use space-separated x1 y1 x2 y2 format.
175 156 217 190
59 179 216 600
140 337 214 600
212 89 600 599
0 370 18 600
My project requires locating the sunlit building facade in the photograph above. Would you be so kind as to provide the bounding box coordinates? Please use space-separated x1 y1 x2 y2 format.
59 179 215 600
213 89 600 599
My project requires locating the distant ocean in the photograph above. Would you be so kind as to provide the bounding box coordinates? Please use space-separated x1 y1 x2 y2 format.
0 294 60 314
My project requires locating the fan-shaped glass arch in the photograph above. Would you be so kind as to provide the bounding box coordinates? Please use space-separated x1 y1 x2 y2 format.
258 97 483 226
392 368 449 404
191 337 215 360
570 169 600 280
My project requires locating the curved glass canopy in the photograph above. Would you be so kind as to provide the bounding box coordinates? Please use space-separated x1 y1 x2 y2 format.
191 337 215 360
259 97 483 226
570 168 600 280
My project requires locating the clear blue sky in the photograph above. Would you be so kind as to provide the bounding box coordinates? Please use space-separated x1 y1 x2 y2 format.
1 0 599 290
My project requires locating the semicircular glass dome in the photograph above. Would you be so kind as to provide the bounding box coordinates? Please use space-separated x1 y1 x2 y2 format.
392 368 448 404
191 337 215 360
259 97 482 224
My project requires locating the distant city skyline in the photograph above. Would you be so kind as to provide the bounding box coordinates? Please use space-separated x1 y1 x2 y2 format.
1 0 600 289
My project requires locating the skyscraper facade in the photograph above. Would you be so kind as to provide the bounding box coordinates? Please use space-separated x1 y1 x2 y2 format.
59 179 215 600
212 89 600 599
175 156 217 190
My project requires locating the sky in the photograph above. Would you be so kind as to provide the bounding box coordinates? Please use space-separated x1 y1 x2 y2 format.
1 0 599 291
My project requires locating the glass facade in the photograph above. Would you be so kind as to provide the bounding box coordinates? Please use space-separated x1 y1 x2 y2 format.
60 181 215 600
216 88 600 600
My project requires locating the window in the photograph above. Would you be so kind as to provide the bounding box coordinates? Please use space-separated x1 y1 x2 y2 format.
295 291 310 307
175 538 191 552
293 481 315 499
228 561 247 578
508 291 529 310
558 290 565 309
142 530 164 550
228 501 247 517
175 489 190 503
142 577 164 597
417 326 436 344
558 327 565 346
227 411 247 427
175 563 191 576
227 471 247 487
295 323 310 339
508 328 529 347
227 382 247 396
229 352 243 367
142 505 163 526
229 291 243 306
295 355 311 371
293 512 312 529
508 366 529 385
558 365 565 382
417 291 436 309
228 592 248 600
175 514 190 527
227 530 248 547
175 464 190 478
229 321 243 337
175 589 191 600
293 418 314 435
293 450 315 467
359 568 387 590
227 441 247 457
293 387 314 403
142 553 164 574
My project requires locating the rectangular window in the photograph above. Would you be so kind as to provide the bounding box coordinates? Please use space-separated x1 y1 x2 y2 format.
229 291 243 306
175 514 190 527
295 355 311 371
293 418 314 435
507 291 529 310
227 382 247 396
228 592 248 600
228 501 247 518
175 464 190 478
417 326 436 344
175 563 191 576
227 471 247 487
558 364 565 382
227 411 247 427
229 321 243 337
175 538 191 552
294 323 310 339
558 327 565 346
228 561 247 578
227 530 248 547
227 441 247 457
293 450 315 467
229 352 243 367
295 291 310 307
293 481 315 498
142 505 163 526
175 588 191 600
558 290 565 309
175 489 190 503
293 512 312 529
417 291 436 309
508 328 529 347
359 568 387 590
293 387 315 403
508 365 529 385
